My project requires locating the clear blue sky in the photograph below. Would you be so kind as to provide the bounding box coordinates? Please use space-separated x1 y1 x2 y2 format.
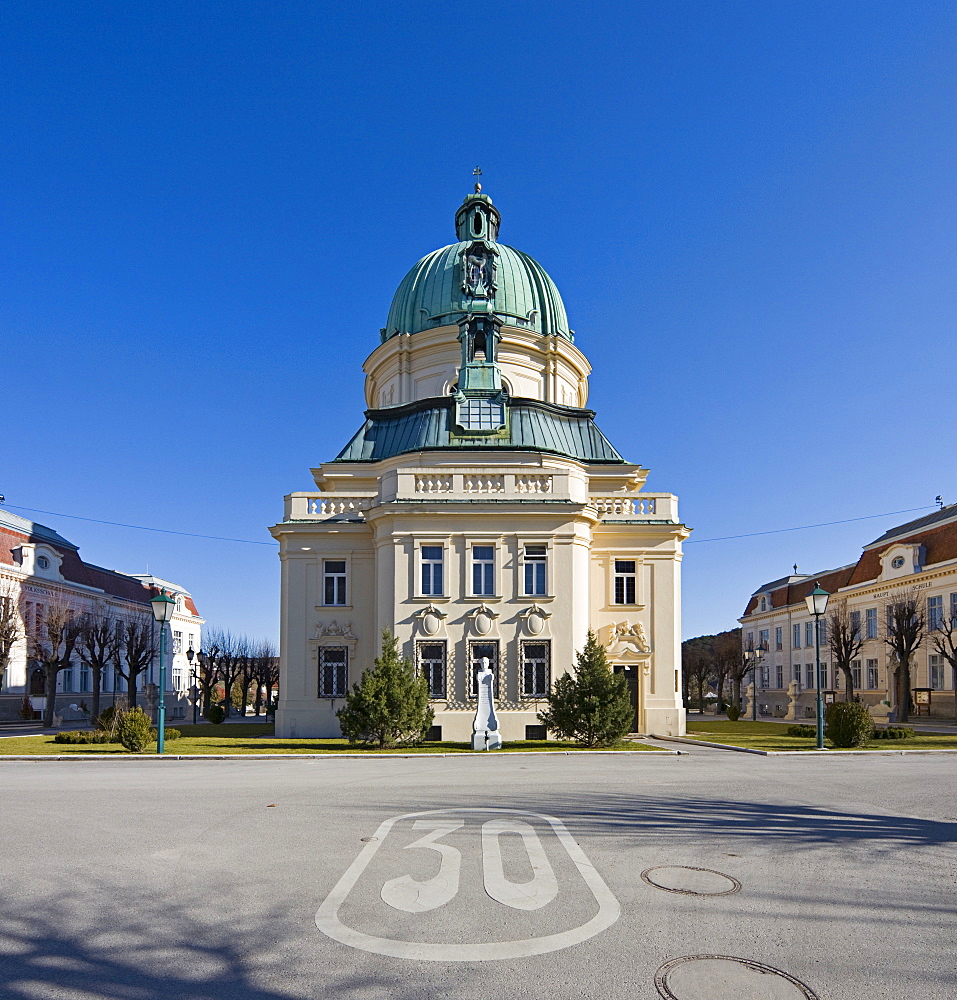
4 1 956 644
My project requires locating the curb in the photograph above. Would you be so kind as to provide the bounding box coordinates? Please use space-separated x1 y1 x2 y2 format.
0 748 681 762
652 735 957 756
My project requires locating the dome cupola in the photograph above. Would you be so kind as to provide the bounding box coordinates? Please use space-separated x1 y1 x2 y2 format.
382 190 572 342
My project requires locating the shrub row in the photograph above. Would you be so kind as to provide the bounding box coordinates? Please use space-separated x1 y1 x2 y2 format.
54 730 112 744
786 724 816 737
872 726 916 740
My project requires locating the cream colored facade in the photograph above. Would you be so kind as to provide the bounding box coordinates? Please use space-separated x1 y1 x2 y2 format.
739 504 957 721
270 190 688 741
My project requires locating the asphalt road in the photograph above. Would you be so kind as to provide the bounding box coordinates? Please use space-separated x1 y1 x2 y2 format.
1 749 954 1000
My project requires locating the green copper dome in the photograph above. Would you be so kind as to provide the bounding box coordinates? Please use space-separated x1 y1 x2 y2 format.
382 191 573 343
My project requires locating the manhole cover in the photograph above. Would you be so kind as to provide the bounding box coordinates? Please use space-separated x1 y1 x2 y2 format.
641 866 741 896
655 956 819 999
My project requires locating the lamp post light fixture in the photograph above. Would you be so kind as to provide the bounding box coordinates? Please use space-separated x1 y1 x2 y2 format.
149 589 177 754
186 646 198 726
745 643 765 722
804 583 830 750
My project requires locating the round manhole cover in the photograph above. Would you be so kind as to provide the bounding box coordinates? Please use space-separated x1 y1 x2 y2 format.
641 866 741 896
655 956 819 999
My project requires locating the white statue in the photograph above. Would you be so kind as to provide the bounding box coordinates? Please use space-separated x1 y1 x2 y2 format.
472 657 502 750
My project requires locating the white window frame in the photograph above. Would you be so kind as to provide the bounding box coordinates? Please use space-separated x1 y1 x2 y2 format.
793 624 801 649
416 641 447 699
930 654 944 690
775 664 783 689
793 664 802 690
318 646 348 698
323 559 348 607
928 595 943 632
420 544 446 598
805 663 814 690
172 630 183 654
865 608 878 640
522 544 548 598
521 640 550 699
613 559 637 606
468 640 499 697
805 622 814 648
866 658 879 690
471 544 496 597
851 659 862 689
775 627 783 651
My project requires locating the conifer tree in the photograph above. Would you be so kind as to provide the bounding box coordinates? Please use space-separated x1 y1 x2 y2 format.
538 629 634 746
337 630 434 748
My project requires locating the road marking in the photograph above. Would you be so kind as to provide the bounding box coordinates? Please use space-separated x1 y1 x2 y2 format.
380 819 464 913
315 808 620 961
481 818 557 911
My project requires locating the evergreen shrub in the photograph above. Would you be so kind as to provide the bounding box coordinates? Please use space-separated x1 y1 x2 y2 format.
872 726 916 740
207 704 226 725
337 630 433 748
537 630 634 747
95 705 119 732
786 724 816 737
116 707 154 752
53 730 112 744
726 703 741 722
824 702 874 748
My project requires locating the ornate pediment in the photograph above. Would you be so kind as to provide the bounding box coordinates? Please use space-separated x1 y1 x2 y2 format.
314 619 356 639
606 620 650 655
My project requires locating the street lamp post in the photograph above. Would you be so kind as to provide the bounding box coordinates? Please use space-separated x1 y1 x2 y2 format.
805 583 830 750
744 644 764 721
186 646 198 725
149 589 176 754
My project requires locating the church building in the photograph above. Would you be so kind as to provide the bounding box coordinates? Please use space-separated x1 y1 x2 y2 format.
270 186 689 740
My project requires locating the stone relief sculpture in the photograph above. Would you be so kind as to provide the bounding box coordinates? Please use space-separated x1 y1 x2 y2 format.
472 657 502 750
314 620 356 639
607 621 650 654
463 246 497 299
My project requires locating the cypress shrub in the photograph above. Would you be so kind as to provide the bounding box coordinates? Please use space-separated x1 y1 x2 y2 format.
726 703 741 722
824 702 874 748
207 704 226 724
116 707 154 752
537 630 634 747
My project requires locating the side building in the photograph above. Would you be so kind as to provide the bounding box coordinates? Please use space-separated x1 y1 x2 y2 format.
740 504 957 721
270 188 690 741
0 509 203 722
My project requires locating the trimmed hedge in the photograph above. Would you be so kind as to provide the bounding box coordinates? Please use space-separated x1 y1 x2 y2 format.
824 702 874 748
53 730 112 745
786 724 816 737
872 726 916 740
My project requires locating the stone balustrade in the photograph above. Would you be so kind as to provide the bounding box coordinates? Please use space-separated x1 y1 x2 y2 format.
591 494 677 520
285 493 377 520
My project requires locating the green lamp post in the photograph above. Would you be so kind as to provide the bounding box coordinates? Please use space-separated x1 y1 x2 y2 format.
149 589 176 754
805 583 830 749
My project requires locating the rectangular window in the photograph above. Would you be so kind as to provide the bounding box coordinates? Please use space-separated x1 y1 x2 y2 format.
323 560 347 606
805 663 814 690
818 620 827 645
421 546 444 596
172 666 184 691
850 610 861 635
614 560 636 605
805 622 814 648
851 659 862 689
928 595 943 632
951 593 957 625
793 624 801 649
469 641 499 697
865 607 878 640
761 666 770 687
61 665 74 692
775 627 783 651
793 664 802 690
417 642 447 699
775 664 784 689
930 654 944 690
759 629 770 651
866 659 879 690
172 630 183 654
821 662 829 688
318 646 348 698
523 545 547 597
79 664 91 693
521 641 550 698
472 545 495 596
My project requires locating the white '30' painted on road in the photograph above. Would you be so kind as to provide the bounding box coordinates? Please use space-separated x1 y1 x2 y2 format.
315 808 620 961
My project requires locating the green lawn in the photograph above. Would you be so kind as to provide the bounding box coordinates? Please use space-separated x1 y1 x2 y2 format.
685 719 957 752
0 723 667 755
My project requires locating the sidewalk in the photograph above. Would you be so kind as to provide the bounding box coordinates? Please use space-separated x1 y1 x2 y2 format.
687 712 957 734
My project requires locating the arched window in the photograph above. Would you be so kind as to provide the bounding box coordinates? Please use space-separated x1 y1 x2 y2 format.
472 211 483 236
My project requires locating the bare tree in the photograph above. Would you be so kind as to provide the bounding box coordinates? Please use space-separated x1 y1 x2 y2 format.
27 592 82 727
252 640 278 716
931 609 957 724
202 628 242 717
681 641 710 714
0 582 24 688
76 604 121 721
719 629 752 714
827 599 864 702
234 635 256 717
115 612 156 710
882 589 926 723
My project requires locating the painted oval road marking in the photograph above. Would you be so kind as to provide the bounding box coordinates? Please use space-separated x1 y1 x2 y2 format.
315 807 620 961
